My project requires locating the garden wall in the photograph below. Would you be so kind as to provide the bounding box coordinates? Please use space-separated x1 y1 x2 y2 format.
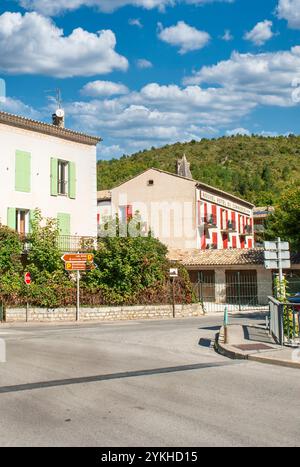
4 303 203 323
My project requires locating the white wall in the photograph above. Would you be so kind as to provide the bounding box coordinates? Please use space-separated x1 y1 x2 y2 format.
0 122 97 237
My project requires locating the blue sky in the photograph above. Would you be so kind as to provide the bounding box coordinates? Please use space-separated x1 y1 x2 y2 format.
0 0 300 159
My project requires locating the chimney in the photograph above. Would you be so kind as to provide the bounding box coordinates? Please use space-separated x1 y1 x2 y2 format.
52 109 65 128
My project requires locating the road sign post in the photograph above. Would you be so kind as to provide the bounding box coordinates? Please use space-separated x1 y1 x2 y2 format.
61 253 95 322
24 272 31 322
169 268 178 318
76 270 80 322
264 239 290 300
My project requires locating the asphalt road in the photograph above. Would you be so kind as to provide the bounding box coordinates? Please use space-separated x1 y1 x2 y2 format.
0 313 299 447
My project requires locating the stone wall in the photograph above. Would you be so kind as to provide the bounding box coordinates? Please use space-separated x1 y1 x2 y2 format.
4 303 203 323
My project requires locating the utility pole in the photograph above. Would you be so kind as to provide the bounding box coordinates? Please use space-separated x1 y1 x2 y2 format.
76 270 80 322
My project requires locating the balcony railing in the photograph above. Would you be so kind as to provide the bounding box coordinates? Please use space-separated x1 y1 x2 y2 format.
221 221 236 233
202 215 217 227
240 225 253 236
22 235 97 253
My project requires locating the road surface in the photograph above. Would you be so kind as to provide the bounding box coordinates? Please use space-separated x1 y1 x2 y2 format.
0 313 299 447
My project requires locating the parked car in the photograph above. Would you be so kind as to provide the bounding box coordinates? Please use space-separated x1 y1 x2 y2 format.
288 293 300 312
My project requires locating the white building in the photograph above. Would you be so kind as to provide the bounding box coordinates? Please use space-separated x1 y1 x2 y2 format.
0 111 101 238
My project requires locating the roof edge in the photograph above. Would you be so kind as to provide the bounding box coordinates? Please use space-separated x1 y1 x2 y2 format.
0 111 102 146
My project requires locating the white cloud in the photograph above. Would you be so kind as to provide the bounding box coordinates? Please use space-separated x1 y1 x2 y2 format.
183 46 300 107
244 20 274 46
158 21 210 54
81 81 129 97
128 18 143 28
18 0 235 15
0 96 41 119
221 29 233 41
277 0 300 29
136 59 153 69
226 128 250 136
0 12 128 78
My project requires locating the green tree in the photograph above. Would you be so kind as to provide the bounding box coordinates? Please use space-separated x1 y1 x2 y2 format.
265 186 300 251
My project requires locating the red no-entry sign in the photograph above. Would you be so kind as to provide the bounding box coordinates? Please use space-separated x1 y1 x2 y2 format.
24 272 31 285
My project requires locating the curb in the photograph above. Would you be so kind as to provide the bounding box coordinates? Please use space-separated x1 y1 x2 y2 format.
215 328 300 370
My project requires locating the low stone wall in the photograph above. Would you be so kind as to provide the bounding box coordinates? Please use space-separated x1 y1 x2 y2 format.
4 303 203 323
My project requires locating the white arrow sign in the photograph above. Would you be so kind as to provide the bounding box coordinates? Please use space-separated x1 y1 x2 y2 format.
265 260 291 270
264 241 289 251
264 250 291 261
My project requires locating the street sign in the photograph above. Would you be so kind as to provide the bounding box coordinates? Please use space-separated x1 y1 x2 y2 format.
264 250 290 261
264 239 291 273
24 272 31 285
62 253 94 263
264 241 289 251
265 260 291 270
169 268 178 278
65 262 95 271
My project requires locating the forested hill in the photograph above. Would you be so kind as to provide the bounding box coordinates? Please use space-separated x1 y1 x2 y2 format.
97 135 300 206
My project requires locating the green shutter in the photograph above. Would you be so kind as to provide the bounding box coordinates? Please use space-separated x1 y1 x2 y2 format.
57 213 71 236
7 208 16 230
29 210 36 233
68 162 76 199
15 150 31 192
50 158 58 196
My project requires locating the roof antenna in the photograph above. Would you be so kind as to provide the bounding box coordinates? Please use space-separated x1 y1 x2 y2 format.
46 88 65 128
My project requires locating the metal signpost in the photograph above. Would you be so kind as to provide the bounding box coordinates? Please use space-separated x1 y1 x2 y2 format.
169 268 178 318
24 272 31 322
264 238 290 299
62 253 95 321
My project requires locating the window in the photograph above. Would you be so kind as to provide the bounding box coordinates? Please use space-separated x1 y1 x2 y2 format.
16 209 29 236
147 180 154 186
119 205 133 223
58 160 69 196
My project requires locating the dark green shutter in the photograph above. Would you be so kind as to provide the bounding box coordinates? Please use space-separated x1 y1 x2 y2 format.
7 208 16 230
50 158 58 196
68 162 76 199
15 150 31 192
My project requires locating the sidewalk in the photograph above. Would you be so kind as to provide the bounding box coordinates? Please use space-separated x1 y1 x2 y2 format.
215 324 300 369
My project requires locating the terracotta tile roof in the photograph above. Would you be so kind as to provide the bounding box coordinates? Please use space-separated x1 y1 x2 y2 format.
168 248 300 267
0 111 101 146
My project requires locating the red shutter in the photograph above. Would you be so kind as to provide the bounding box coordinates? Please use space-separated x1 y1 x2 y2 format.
223 233 228 249
204 203 208 222
97 213 100 225
212 205 217 225
126 205 133 221
238 214 241 233
226 210 229 229
212 232 218 248
231 211 236 227
201 231 206 250
241 236 245 249
232 236 237 249
248 238 253 249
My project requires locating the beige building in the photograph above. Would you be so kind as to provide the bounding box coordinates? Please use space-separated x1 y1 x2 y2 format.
98 156 255 252
169 248 300 312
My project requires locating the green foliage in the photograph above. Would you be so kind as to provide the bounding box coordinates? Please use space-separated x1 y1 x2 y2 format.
27 209 64 274
0 225 23 273
97 135 300 206
0 213 194 308
265 186 300 251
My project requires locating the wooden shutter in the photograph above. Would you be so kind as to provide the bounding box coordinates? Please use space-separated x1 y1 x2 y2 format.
50 158 58 196
7 208 16 230
15 150 31 193
68 162 76 199
57 213 71 236
212 232 218 248
126 205 133 220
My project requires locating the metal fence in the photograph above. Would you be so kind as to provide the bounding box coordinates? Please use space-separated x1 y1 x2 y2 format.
191 271 270 313
268 296 300 346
